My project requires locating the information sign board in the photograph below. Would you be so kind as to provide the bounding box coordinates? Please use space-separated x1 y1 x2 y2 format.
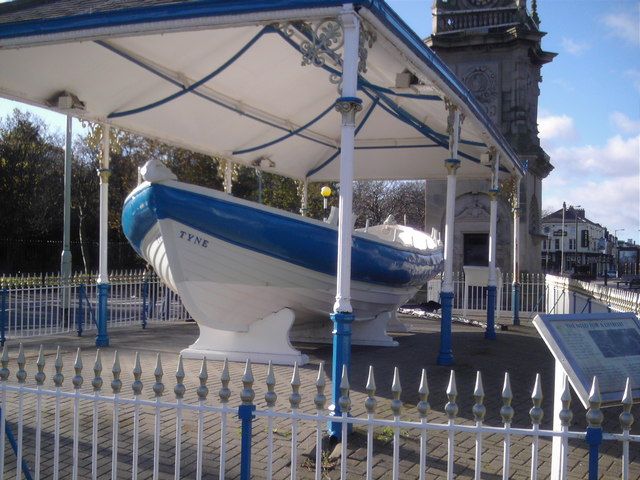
533 312 640 407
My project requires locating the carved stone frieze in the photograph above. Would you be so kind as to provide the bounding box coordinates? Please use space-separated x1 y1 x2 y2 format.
462 64 498 121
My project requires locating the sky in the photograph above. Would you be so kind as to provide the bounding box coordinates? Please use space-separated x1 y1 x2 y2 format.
1 0 639 243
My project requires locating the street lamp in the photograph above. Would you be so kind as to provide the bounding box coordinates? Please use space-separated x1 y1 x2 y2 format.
574 205 582 271
614 228 625 276
561 202 566 275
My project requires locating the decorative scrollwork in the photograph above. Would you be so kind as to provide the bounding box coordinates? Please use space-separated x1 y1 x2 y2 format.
358 25 377 74
273 18 376 88
299 20 344 68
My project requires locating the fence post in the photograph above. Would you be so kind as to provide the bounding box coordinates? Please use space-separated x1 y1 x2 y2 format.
238 360 255 480
76 284 85 337
141 278 148 329
585 377 603 480
164 290 171 320
96 283 110 347
0 289 6 347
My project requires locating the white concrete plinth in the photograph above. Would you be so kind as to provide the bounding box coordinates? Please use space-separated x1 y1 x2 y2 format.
290 311 398 347
181 308 308 366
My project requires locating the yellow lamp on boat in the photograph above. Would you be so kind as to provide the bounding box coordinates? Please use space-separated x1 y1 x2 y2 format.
321 185 332 209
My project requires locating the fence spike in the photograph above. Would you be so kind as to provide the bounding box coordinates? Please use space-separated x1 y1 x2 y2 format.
529 373 543 425
289 362 301 409
445 370 458 420
0 345 8 383
111 351 122 394
500 372 514 425
265 361 277 408
174 355 186 400
417 369 430 419
35 346 46 386
472 371 486 423
619 378 634 432
153 353 164 398
53 346 64 388
365 365 377 415
391 366 402 417
338 364 351 414
559 375 573 427
92 350 103 391
241 359 255 405
219 358 231 404
72 348 83 390
197 358 209 402
132 352 143 396
314 362 326 411
16 343 26 384
586 376 603 428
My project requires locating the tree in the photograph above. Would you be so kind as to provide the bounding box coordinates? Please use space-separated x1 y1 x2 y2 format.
0 109 65 271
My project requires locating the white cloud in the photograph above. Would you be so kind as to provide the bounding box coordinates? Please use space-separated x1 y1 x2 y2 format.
610 112 640 134
561 37 589 55
543 130 640 240
545 134 640 177
538 114 578 142
603 13 640 47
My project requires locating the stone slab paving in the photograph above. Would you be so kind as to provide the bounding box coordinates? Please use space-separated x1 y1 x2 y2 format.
0 316 638 479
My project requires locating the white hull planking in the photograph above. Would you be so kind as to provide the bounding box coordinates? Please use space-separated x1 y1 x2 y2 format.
140 217 416 364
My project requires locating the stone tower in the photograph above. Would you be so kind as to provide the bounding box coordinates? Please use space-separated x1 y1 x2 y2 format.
425 0 555 273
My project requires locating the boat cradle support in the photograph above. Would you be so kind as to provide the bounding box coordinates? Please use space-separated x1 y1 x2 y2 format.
180 308 309 366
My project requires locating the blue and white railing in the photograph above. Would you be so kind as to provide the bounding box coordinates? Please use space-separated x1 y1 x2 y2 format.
424 272 547 320
0 270 190 343
0 345 636 479
546 274 640 315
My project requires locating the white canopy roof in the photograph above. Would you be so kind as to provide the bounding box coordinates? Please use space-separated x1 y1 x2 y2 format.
0 0 524 182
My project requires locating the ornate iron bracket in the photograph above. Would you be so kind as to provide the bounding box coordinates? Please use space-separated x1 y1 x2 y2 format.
273 18 376 87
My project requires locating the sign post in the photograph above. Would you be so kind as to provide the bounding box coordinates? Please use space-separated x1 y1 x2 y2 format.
533 312 640 480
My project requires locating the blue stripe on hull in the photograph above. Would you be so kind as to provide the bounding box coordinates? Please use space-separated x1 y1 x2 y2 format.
122 183 442 288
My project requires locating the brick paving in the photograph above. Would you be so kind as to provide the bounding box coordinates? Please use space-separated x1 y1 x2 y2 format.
0 316 638 479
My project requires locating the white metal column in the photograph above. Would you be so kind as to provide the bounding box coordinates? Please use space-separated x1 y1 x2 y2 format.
329 5 361 438
437 103 460 366
333 8 360 315
61 115 73 308
300 179 309 217
224 160 232 194
486 152 499 339
96 126 111 347
511 178 521 325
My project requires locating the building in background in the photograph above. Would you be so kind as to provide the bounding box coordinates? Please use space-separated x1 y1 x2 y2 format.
541 206 609 277
424 0 555 273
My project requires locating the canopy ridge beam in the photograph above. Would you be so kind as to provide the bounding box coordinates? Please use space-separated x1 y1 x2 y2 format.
95 37 337 149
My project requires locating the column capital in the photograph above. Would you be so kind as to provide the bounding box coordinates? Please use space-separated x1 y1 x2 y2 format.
335 97 362 113
445 158 460 174
335 97 362 126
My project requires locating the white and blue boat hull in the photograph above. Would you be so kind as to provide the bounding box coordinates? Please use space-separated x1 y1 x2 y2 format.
123 168 442 364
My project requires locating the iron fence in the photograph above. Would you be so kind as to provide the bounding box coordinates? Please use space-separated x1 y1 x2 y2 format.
0 270 190 343
0 345 637 479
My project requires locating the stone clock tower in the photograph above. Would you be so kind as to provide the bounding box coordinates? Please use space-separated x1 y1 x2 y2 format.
425 0 555 273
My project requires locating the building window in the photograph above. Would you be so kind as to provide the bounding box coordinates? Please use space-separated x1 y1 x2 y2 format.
555 239 560 250
569 239 575 250
581 229 589 248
